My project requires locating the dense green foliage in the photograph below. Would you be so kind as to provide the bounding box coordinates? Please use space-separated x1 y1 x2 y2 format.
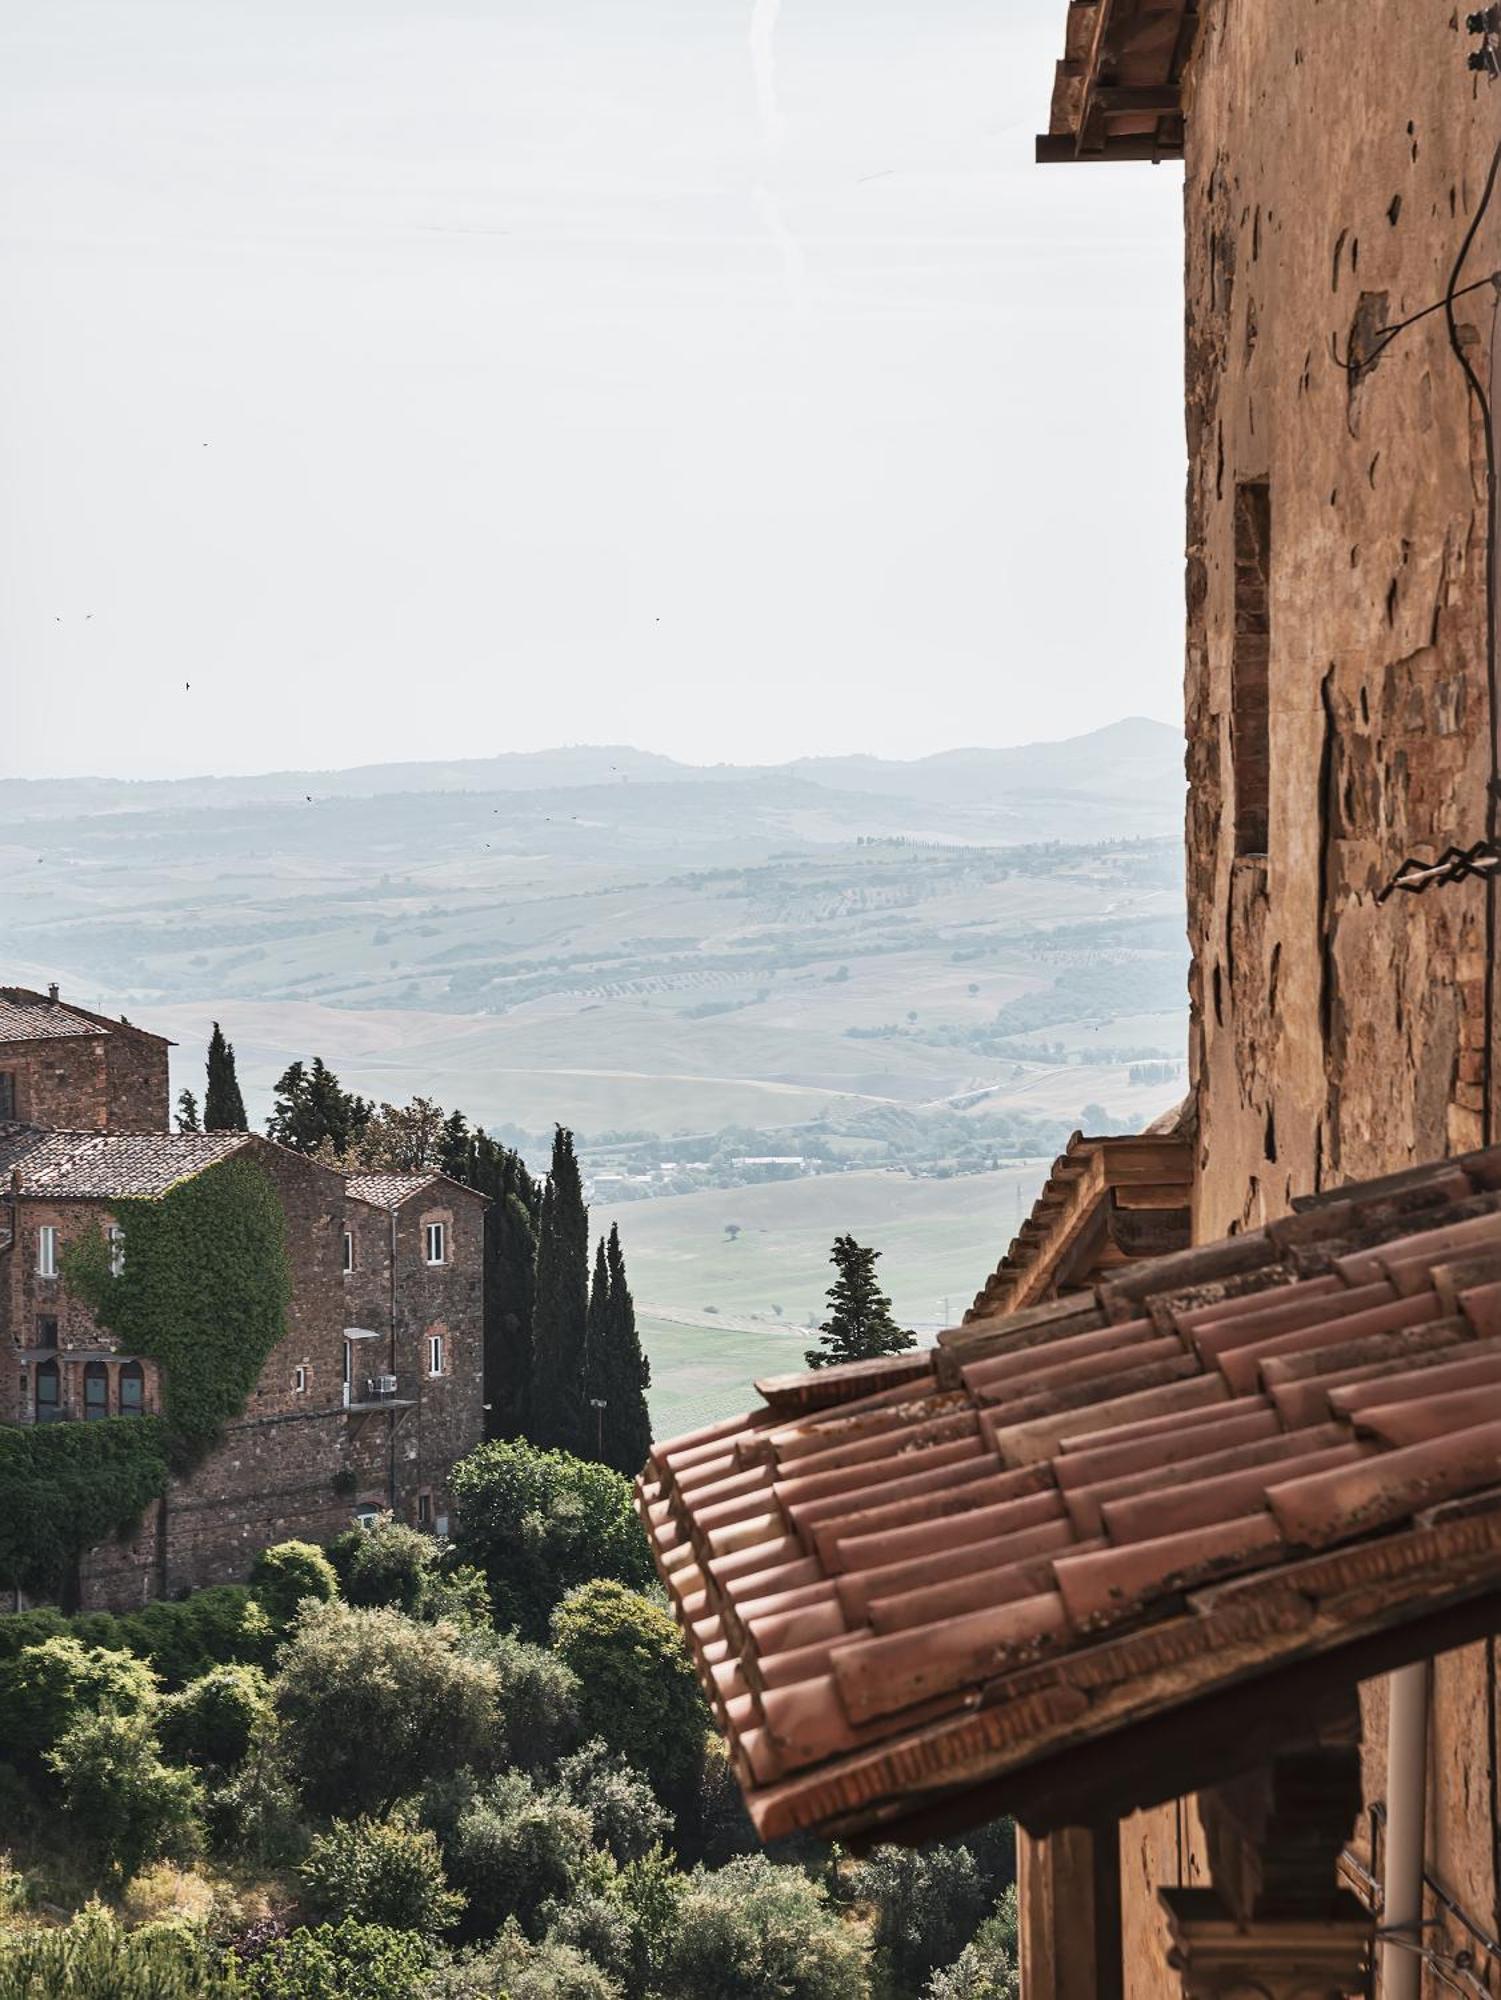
205 1023 249 1132
450 1439 654 1637
0 1587 271 1689
658 1856 869 2000
248 1543 339 1629
0 1421 170 1598
441 1768 595 1940
299 1814 465 1939
62 1156 292 1464
550 1584 706 1802
158 1665 271 1774
531 1128 591 1455
47 1709 204 1882
272 1603 503 1818
264 1058 374 1157
242 1919 436 1999
805 1235 915 1371
0 1636 159 1767
0 1904 233 1999
923 1887 1019 2000
850 1844 990 1994
329 1514 488 1628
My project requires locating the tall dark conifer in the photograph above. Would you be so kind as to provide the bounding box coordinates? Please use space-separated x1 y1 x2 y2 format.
529 1126 590 1453
594 1222 652 1475
204 1022 248 1132
584 1236 612 1460
458 1131 541 1441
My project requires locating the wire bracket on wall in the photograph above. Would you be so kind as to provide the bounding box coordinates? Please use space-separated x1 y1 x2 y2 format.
1376 840 1501 902
1468 8 1500 76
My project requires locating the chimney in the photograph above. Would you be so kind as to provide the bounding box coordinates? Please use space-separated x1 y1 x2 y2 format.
47 983 58 1004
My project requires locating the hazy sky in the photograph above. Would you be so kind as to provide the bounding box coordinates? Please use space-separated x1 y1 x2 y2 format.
2 0 1185 781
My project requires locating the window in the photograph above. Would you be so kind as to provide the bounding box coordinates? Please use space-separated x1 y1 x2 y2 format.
37 1315 58 1349
353 1504 381 1530
427 1333 445 1377
118 1361 145 1417
293 1365 308 1395
424 1222 447 1266
107 1226 126 1277
417 1491 432 1529
0 1072 14 1120
83 1361 109 1421
36 1227 57 1279
342 1230 354 1274
34 1357 60 1423
1232 479 1272 857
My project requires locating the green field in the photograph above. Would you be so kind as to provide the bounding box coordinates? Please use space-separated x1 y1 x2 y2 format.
596 1162 1049 1437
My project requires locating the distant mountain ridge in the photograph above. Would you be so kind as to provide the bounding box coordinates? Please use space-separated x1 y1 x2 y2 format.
1 718 1182 822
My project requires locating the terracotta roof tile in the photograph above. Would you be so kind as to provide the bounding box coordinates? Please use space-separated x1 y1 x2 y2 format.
0 1124 251 1198
639 1142 1501 1844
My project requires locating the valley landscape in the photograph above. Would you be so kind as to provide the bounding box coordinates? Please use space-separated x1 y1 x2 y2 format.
1 717 1188 1427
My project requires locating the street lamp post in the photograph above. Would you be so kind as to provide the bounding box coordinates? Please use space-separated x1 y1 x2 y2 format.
589 1396 607 1458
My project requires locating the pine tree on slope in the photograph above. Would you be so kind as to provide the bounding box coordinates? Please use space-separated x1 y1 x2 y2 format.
203 1023 248 1132
805 1234 916 1371
529 1126 590 1454
175 1089 201 1134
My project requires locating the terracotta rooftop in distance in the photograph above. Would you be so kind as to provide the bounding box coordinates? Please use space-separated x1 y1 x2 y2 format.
967 1125 1191 1321
639 1147 1501 1846
0 1124 250 1199
0 986 173 1047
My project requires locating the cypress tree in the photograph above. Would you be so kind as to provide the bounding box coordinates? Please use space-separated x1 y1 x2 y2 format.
805 1234 916 1371
203 1023 248 1132
597 1222 652 1476
470 1135 539 1441
583 1236 612 1462
529 1126 590 1454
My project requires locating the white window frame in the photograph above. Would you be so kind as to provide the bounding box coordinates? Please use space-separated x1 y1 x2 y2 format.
107 1225 126 1278
37 1226 57 1280
427 1333 445 1377
424 1221 447 1266
342 1229 354 1274
293 1365 308 1395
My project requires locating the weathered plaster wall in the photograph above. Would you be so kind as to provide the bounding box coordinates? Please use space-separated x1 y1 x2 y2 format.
1152 3 1500 1997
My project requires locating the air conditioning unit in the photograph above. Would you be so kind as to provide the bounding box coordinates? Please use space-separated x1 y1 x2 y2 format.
375 1374 399 1397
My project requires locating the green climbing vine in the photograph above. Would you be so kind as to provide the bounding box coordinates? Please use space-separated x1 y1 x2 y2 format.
61 1154 293 1468
0 1421 170 1598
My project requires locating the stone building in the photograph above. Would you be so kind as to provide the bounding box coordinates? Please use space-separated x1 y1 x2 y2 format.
641 4 1501 1998
0 986 171 1134
0 993 487 1609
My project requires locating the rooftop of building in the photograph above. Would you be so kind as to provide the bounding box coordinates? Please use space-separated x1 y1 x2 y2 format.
0 1124 251 1199
1035 0 1198 165
0 986 173 1049
640 1144 1501 1847
344 1170 487 1211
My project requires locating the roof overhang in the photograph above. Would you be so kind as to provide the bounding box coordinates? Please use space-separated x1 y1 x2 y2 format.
1036 0 1198 165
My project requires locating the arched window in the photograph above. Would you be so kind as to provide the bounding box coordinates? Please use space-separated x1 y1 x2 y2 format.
118 1361 145 1417
83 1361 109 1420
34 1357 60 1424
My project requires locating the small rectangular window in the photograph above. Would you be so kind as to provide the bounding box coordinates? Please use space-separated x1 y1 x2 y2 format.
424 1222 447 1266
342 1230 354 1274
1232 479 1272 858
37 1315 58 1349
37 1227 57 1279
118 1363 144 1416
417 1491 432 1529
427 1333 445 1377
293 1365 309 1395
107 1225 125 1278
0 1072 15 1120
83 1363 109 1420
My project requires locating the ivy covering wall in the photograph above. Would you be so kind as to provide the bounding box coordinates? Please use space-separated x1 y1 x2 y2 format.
0 1420 170 1598
62 1153 293 1467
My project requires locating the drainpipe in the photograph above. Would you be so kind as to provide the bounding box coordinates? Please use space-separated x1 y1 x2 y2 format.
1380 1659 1429 2000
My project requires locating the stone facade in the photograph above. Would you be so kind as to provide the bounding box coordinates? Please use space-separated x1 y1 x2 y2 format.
0 987 171 1134
1028 3 1499 1995
0 1018 488 1609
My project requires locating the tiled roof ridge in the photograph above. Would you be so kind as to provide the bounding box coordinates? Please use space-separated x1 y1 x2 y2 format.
639 1144 1501 1845
0 987 173 1047
0 1126 253 1200
344 1169 487 1209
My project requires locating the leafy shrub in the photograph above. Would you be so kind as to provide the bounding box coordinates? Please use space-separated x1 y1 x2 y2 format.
205 1741 306 1870
0 1420 171 1599
450 1441 653 1638
0 1608 68 1663
272 1602 502 1818
680 1737 756 1869
0 1636 158 1767
299 1813 465 1939
458 1628 580 1776
550 1581 706 1800
74 1585 274 1688
424 1921 622 1999
848 1843 988 1994
924 1887 1019 2000
239 1918 435 1999
658 1855 870 2000
442 1770 595 1941
555 1741 671 1865
250 1542 339 1628
47 1709 203 1882
160 1664 271 1773
0 1902 234 2000
119 1860 218 1927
